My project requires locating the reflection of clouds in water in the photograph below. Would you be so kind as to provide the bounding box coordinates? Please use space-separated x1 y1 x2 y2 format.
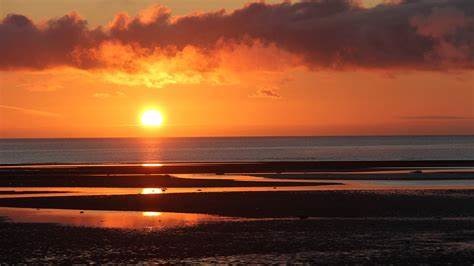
0 208 226 230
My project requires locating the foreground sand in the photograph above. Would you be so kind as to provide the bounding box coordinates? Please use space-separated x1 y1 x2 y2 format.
1 162 473 263
1 217 473 264
1 190 474 263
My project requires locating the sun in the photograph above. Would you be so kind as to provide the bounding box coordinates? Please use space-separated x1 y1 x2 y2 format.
140 109 164 127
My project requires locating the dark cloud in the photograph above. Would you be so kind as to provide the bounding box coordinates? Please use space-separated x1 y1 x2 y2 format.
250 89 282 99
0 13 105 69
1 0 473 70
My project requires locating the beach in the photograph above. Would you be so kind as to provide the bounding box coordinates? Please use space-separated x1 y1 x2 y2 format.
0 162 473 263
2 217 473 264
1 190 474 217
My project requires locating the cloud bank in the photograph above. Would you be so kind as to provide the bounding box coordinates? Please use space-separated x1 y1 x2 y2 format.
1 0 473 74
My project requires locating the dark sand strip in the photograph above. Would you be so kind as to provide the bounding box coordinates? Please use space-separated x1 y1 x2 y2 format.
0 174 336 187
0 191 71 195
254 172 474 180
0 190 473 218
2 160 473 175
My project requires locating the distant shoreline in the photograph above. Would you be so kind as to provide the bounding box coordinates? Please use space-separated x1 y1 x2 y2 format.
2 160 473 174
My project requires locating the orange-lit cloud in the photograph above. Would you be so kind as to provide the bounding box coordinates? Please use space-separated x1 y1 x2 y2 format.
70 39 299 89
250 88 282 99
1 0 473 74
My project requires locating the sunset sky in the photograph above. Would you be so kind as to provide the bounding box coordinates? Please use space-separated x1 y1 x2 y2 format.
0 0 473 138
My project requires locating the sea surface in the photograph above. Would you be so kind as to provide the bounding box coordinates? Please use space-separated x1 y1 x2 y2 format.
1 136 473 164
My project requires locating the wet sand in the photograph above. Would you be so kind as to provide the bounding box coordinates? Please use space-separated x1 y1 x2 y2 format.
1 187 472 263
1 161 473 263
1 217 473 264
254 171 474 180
1 190 473 218
2 160 473 175
0 173 334 188
0 191 71 195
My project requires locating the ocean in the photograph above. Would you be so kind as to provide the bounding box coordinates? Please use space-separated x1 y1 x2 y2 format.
1 136 473 164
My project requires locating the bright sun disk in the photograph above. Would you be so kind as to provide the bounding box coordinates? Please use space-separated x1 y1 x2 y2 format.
141 109 164 127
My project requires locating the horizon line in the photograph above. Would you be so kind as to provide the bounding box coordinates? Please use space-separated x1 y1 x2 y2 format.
1 134 473 140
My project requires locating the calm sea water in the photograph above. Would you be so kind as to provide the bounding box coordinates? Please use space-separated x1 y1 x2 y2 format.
0 136 473 164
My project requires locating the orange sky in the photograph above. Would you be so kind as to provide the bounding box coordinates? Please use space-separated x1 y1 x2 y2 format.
0 0 473 138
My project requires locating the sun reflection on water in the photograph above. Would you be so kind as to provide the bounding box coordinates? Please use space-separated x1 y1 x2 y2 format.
0 208 230 229
142 211 162 217
141 163 163 167
141 188 164 194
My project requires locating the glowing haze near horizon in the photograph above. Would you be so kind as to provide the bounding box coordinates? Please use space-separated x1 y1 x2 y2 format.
0 0 473 138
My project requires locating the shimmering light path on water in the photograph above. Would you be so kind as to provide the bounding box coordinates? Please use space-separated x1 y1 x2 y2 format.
2 136 473 164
